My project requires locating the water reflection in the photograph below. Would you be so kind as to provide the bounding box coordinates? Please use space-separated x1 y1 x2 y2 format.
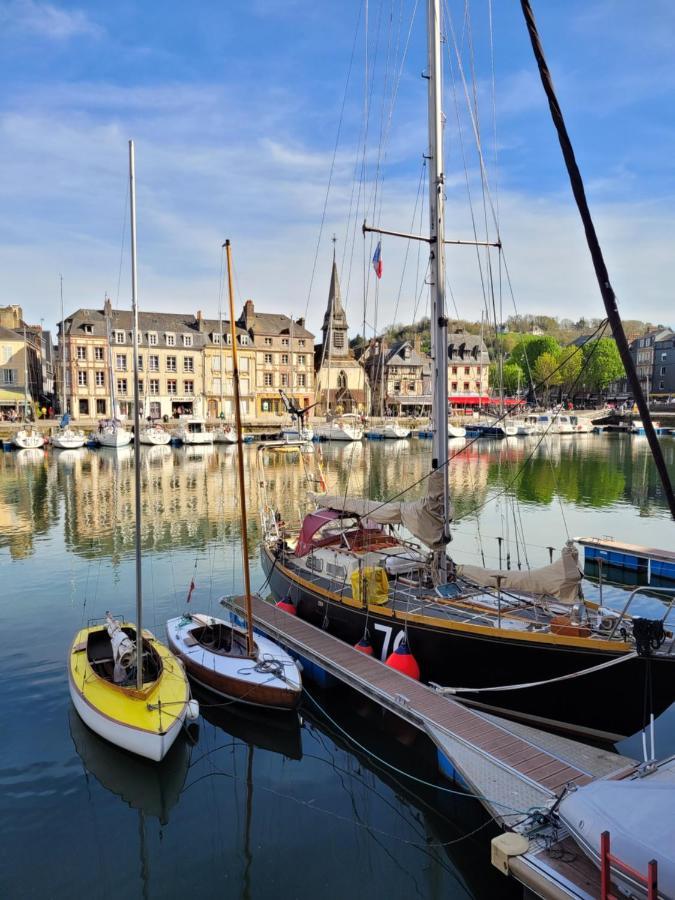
0 435 672 564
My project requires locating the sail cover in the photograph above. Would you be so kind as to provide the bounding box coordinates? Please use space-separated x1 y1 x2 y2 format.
457 542 582 603
309 469 449 550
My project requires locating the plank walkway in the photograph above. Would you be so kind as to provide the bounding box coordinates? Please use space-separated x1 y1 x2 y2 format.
233 595 636 830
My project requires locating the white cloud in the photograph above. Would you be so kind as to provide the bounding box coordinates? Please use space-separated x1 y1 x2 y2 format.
0 0 102 40
0 77 672 339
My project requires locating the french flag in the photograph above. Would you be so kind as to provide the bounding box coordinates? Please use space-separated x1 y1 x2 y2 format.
372 241 383 279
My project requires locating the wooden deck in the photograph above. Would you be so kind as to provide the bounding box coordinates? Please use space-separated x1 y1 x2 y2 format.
233 596 636 814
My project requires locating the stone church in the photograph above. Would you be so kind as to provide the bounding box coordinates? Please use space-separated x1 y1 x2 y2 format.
314 256 369 416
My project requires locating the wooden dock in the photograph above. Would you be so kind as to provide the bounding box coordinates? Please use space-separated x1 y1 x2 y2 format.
230 595 638 899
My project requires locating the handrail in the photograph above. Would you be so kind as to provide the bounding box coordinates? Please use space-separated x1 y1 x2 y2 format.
607 586 675 642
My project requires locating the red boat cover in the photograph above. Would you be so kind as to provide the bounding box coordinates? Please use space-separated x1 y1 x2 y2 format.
295 509 341 557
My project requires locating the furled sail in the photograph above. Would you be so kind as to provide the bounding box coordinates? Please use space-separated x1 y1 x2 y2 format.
309 469 449 550
457 542 582 603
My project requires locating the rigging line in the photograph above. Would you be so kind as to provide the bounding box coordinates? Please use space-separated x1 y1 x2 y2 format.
374 158 427 401
331 316 610 519
444 0 501 241
114 183 129 310
470 321 610 517
340 0 380 328
520 0 675 520
302 687 540 816
303 1 362 323
445 4 490 321
487 0 500 227
184 765 505 849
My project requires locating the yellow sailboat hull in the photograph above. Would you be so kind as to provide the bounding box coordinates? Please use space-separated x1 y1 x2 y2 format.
69 625 190 762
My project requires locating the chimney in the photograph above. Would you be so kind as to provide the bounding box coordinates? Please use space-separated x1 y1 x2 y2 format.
413 334 421 354
196 309 204 332
103 297 112 318
243 299 255 329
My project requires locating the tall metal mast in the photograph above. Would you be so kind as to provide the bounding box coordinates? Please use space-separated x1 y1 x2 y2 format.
224 240 255 657
129 139 144 688
427 0 450 580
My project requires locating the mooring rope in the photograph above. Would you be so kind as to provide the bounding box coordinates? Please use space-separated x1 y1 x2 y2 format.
430 650 638 695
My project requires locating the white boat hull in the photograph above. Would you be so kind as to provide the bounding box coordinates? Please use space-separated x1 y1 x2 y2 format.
448 424 466 438
68 671 185 762
367 423 411 439
98 427 132 447
177 432 214 445
52 429 86 449
166 613 302 709
213 427 238 443
12 430 45 449
314 423 363 441
139 427 171 445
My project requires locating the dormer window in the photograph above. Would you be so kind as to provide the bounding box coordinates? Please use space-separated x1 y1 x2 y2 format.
114 330 125 344
148 332 158 346
83 324 93 334
226 333 232 345
239 334 249 345
183 334 193 347
212 333 221 344
165 333 175 347
448 343 455 359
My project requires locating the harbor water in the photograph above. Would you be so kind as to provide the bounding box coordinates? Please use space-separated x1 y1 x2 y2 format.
1 433 674 898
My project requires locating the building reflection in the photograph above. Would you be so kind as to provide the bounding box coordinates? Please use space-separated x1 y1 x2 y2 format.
0 436 671 562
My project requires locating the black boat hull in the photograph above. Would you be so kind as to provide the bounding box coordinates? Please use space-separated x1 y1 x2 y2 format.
262 546 674 742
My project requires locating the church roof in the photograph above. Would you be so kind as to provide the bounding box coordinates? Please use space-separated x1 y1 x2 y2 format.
322 260 348 332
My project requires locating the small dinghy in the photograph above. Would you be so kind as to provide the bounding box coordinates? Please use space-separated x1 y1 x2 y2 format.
558 757 675 899
166 611 302 710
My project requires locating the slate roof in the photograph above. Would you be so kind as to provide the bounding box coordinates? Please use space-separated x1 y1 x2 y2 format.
245 311 314 339
64 305 314 347
447 332 490 362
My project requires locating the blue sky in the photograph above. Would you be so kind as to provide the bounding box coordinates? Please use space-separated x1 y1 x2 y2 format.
1 0 674 339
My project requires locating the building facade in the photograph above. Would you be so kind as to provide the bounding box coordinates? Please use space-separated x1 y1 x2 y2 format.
364 338 432 416
0 305 46 416
59 299 315 422
201 315 257 421
652 332 675 397
447 332 490 409
239 300 315 421
60 301 211 421
314 259 369 415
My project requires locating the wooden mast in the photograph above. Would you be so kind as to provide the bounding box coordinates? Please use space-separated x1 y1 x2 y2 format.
224 239 255 657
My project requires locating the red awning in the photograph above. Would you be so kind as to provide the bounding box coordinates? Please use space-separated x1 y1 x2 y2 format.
448 395 524 406
448 395 491 405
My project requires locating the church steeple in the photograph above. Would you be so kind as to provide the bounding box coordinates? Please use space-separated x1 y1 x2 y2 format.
321 239 348 357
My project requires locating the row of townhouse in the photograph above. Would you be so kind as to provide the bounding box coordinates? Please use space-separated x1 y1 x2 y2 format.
59 299 316 423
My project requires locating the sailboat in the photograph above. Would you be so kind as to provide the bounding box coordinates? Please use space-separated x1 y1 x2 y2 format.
52 277 86 450
96 296 132 448
69 141 196 761
11 324 45 450
166 240 302 711
258 0 675 742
